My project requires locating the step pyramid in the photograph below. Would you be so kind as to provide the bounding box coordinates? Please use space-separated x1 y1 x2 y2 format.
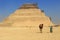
0 3 54 27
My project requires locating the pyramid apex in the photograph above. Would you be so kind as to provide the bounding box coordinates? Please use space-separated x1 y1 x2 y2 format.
19 3 39 9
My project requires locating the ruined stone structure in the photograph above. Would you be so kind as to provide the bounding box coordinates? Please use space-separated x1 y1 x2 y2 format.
0 3 54 27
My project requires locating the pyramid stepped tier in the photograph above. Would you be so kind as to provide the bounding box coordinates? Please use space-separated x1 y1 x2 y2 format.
0 3 54 27
9 9 45 17
4 17 52 27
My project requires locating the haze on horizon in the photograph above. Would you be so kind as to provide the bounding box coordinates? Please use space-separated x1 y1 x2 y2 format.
0 0 60 25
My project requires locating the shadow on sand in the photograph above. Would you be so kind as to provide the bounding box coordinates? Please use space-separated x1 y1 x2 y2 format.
36 32 50 33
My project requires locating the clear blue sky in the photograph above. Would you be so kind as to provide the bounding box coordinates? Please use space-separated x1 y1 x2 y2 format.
0 0 60 24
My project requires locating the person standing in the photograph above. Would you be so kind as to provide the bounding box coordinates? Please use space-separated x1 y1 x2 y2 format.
50 26 53 33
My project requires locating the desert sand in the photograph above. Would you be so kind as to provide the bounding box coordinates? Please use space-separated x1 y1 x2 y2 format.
0 26 60 40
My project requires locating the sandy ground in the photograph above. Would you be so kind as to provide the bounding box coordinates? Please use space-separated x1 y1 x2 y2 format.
0 26 60 40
